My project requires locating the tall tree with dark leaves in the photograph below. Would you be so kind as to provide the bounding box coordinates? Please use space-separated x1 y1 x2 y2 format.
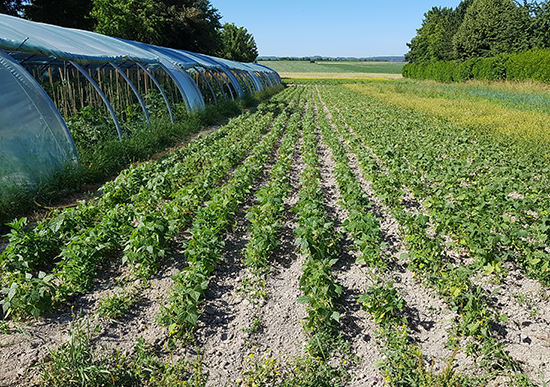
217 23 258 62
92 0 164 45
92 0 222 55
452 0 531 59
160 0 222 54
405 0 473 62
405 7 457 62
523 1 550 49
26 0 95 30
0 0 24 16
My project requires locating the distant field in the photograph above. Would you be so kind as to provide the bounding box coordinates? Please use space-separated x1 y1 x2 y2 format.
258 60 405 79
347 78 550 142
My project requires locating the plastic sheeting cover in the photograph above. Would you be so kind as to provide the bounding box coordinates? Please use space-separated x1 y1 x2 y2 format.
0 51 78 192
125 41 206 111
0 14 158 64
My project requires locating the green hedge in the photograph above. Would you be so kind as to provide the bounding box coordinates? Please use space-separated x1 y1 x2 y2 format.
402 61 457 83
452 58 479 82
507 49 550 83
403 49 550 83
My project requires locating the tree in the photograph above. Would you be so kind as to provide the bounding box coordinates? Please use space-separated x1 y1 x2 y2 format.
0 0 24 16
523 1 550 49
92 0 222 54
454 0 475 20
405 7 457 62
217 23 258 62
405 0 473 63
26 0 95 30
92 0 165 45
160 0 222 54
452 0 530 59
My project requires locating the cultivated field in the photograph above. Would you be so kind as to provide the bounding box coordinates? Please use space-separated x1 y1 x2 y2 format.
258 61 405 80
1 78 550 387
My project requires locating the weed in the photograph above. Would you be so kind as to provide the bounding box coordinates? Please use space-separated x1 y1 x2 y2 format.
0 320 9 334
240 352 280 386
97 283 142 320
417 346 466 387
241 311 263 335
38 316 208 386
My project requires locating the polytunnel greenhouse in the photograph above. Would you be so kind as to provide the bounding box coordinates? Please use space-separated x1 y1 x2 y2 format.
0 13 281 195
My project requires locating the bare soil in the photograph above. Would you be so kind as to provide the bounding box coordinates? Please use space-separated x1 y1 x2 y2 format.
2 91 550 387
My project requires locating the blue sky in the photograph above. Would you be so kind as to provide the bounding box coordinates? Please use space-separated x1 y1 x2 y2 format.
215 0 461 57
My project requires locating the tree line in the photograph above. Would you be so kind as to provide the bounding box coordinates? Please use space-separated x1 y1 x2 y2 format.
0 0 259 62
406 0 550 63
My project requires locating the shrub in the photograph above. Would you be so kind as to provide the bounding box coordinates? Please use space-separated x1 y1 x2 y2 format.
431 61 457 83
506 48 550 83
472 54 509 81
452 58 479 82
404 49 550 84
403 61 456 83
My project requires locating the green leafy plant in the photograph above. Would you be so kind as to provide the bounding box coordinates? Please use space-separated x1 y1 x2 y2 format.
97 283 142 320
359 282 406 326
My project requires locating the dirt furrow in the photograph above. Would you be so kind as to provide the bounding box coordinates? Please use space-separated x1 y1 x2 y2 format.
474 263 550 383
242 122 308 371
0 110 288 387
314 89 477 376
311 101 382 385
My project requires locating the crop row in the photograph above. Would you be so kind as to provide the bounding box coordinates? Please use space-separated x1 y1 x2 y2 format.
293 93 342 339
335 85 550 285
157 91 306 337
0 87 300 319
318 85 529 383
312 89 429 385
242 90 304 288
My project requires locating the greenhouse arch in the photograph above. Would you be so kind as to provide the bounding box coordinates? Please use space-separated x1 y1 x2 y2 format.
0 14 281 194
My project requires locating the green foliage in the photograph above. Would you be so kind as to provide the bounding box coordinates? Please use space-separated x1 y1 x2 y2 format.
91 0 165 46
403 48 550 84
244 97 301 272
160 0 222 54
471 54 510 80
506 48 550 83
402 61 457 83
406 0 550 65
0 98 245 232
432 61 457 83
452 57 479 81
0 90 287 319
26 0 95 30
405 6 463 63
39 320 207 387
0 186 34 232
1 271 55 318
293 101 342 334
528 2 550 49
157 93 293 336
123 212 176 278
319 82 542 382
26 0 262 59
217 23 258 63
97 284 141 319
358 282 406 326
241 347 354 387
453 0 529 59
67 106 116 148
91 0 222 54
0 217 61 274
